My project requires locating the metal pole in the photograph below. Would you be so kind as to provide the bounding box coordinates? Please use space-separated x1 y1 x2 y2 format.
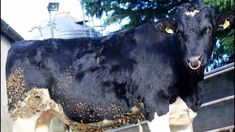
49 11 54 38
81 4 85 25
201 95 234 108
204 62 234 80
206 125 234 132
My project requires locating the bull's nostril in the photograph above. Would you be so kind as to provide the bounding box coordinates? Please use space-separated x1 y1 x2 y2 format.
187 58 191 63
196 55 202 61
187 55 202 63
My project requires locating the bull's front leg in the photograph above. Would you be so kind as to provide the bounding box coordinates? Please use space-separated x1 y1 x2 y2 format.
169 97 197 132
148 112 170 132
144 91 171 132
183 86 202 112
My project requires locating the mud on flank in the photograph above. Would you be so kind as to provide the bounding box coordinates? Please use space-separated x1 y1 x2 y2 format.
7 67 27 114
7 68 145 131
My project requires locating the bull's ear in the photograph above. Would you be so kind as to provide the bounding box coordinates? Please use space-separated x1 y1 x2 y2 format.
215 11 234 31
155 19 175 34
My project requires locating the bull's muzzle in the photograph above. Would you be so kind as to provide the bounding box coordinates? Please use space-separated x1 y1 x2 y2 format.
187 55 202 70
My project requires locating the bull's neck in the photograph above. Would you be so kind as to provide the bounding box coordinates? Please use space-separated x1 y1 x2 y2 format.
186 67 205 81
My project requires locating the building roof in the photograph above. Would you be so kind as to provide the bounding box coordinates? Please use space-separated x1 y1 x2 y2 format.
1 19 24 43
30 12 101 39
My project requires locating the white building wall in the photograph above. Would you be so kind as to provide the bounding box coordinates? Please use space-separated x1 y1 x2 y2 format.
1 35 13 132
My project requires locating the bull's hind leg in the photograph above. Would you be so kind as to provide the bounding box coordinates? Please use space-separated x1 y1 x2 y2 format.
12 112 53 132
9 88 56 132
35 111 53 132
7 69 58 132
12 117 38 132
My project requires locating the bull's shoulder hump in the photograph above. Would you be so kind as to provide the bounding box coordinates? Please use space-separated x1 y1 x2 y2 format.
136 23 157 32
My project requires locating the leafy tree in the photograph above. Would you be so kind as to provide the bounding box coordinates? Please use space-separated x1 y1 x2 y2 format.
203 0 234 71
81 0 190 30
81 0 234 71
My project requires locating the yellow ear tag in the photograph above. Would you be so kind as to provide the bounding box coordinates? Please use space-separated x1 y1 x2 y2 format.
165 28 174 34
223 19 230 29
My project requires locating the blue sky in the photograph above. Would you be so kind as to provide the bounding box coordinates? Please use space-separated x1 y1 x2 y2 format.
1 0 121 39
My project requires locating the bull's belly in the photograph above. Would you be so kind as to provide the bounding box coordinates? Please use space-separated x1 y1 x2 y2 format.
8 87 145 131
53 93 144 123
6 68 145 130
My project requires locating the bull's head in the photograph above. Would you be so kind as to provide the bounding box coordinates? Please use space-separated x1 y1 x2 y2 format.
156 1 234 71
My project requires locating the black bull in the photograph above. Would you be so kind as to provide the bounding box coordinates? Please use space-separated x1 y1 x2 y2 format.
6 1 234 131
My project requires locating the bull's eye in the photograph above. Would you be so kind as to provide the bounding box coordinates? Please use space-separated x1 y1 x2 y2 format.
202 27 212 36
